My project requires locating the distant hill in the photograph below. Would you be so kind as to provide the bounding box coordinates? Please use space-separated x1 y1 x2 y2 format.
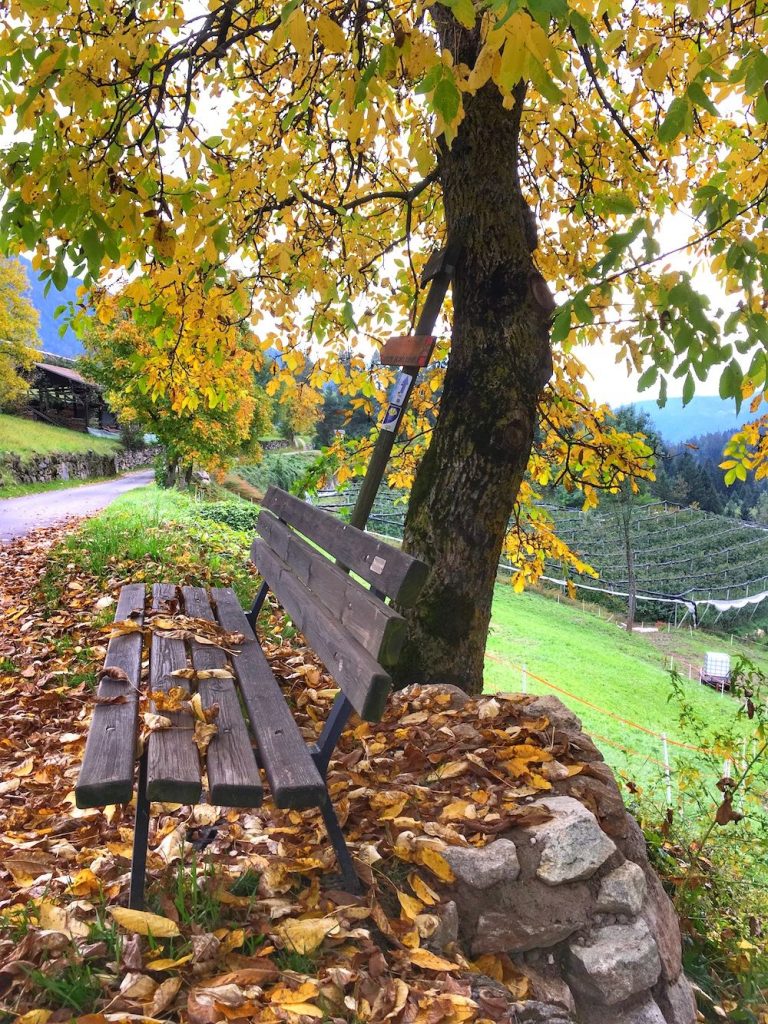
18 257 84 358
629 395 752 444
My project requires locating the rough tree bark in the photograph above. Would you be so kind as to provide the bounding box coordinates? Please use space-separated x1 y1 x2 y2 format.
396 22 555 695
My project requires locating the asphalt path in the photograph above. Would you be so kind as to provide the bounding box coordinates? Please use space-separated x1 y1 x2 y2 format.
0 469 155 544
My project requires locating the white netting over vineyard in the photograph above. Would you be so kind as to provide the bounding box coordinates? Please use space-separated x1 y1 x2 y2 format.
313 489 768 623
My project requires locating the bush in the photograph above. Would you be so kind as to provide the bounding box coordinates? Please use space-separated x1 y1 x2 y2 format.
197 500 261 532
636 663 768 1022
237 451 319 494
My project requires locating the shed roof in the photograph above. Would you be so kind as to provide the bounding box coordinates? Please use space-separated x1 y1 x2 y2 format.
35 362 99 388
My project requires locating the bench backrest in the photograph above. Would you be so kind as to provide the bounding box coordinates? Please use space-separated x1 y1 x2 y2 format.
251 486 428 721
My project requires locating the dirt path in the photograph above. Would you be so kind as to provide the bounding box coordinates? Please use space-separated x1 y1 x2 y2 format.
0 469 154 543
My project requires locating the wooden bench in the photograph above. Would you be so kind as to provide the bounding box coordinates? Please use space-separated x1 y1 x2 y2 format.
75 486 428 907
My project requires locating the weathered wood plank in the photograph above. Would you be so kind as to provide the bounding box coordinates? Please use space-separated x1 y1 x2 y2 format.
262 486 428 607
256 512 406 665
212 588 326 809
181 587 262 808
75 584 145 808
250 541 392 720
146 583 202 804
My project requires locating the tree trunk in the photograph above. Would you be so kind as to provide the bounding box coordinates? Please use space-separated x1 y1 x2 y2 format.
396 72 554 695
164 456 179 489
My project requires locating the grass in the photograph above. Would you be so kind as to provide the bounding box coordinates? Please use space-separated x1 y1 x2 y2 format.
0 413 121 458
485 584 762 788
39 484 258 609
0 474 115 499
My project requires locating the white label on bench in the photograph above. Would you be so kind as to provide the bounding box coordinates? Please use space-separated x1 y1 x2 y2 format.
370 556 387 574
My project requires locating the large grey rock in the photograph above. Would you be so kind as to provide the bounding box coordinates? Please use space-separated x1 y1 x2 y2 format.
507 1001 573 1024
641 871 683 982
442 839 520 888
427 901 458 952
654 972 697 1024
580 995 666 1024
392 683 470 709
472 879 591 954
527 796 616 885
521 695 582 733
567 920 661 1006
518 967 575 1012
597 861 647 915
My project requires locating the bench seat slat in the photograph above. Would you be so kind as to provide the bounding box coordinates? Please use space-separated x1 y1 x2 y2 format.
182 587 263 808
256 512 406 665
251 540 391 721
262 486 428 607
146 584 202 804
76 584 145 808
212 588 326 810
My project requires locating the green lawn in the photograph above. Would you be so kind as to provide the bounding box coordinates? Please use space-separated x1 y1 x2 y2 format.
485 585 761 794
0 413 121 458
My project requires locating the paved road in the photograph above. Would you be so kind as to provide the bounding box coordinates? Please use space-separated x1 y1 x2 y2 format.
0 469 155 544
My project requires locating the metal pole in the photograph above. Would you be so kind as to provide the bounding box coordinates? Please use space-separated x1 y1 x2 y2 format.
661 733 672 810
349 243 460 531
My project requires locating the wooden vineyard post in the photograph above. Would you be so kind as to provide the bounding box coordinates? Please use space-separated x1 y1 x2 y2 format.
348 243 460 531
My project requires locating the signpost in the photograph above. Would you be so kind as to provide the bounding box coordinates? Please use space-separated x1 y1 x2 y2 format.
348 243 459 531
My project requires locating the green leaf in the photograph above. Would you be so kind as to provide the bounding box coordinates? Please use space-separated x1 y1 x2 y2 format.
81 227 103 275
719 359 743 401
637 366 658 391
51 259 67 291
551 304 572 343
601 192 636 216
438 0 476 29
682 373 695 406
568 10 592 44
686 81 719 117
658 97 690 144
432 75 461 124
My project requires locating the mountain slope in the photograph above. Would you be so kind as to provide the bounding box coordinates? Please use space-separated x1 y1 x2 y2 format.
18 257 84 358
630 395 751 443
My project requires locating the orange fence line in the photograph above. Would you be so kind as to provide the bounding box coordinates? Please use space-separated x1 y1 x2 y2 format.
588 730 668 768
493 655 716 756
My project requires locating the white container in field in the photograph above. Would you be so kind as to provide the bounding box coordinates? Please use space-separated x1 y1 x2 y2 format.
700 652 731 691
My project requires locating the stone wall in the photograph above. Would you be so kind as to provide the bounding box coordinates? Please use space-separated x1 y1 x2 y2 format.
1 446 160 485
261 438 293 452
411 691 696 1024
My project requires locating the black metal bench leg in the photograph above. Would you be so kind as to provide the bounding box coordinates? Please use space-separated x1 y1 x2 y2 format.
129 751 151 910
320 799 362 895
246 581 269 631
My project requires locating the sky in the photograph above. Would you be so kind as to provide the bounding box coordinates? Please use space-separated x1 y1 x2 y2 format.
574 209 727 405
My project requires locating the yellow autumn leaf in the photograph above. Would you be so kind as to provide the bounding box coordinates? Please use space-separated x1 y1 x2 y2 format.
397 891 424 921
278 917 339 954
409 948 460 971
409 873 439 906
281 1004 324 1018
317 14 346 52
142 712 172 731
269 981 320 1004
14 1012 52 1024
644 56 668 91
416 847 455 883
379 795 409 820
145 954 194 970
108 906 181 937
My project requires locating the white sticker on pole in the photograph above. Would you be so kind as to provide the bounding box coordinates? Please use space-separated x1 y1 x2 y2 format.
390 372 411 407
380 404 400 432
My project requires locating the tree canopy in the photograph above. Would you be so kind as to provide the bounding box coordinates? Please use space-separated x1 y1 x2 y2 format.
1 0 766 690
0 257 40 410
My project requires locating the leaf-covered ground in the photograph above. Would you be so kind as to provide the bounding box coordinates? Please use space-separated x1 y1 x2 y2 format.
0 518 593 1024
